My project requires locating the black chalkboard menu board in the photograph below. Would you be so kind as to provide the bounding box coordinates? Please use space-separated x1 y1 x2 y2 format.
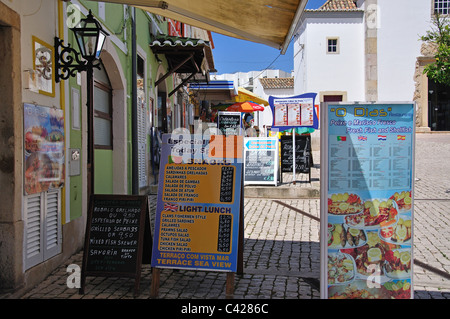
80 194 152 296
245 150 277 183
243 137 278 185
281 135 312 178
218 111 241 136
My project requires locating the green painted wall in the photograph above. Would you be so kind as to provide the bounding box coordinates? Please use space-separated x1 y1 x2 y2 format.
67 1 172 220
94 149 113 193
68 29 83 220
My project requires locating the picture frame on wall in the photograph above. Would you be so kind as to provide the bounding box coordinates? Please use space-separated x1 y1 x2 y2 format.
32 36 55 97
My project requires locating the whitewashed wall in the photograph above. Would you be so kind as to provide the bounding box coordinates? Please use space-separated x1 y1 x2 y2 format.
377 0 432 101
294 12 365 101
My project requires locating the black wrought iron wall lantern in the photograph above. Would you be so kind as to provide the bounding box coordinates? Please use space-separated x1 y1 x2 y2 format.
54 10 109 82
53 9 109 197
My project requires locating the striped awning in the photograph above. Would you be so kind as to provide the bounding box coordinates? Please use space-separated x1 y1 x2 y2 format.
189 80 237 101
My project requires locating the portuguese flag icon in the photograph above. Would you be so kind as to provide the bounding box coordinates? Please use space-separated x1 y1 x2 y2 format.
337 136 347 141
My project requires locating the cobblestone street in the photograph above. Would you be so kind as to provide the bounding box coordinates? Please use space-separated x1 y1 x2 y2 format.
4 133 450 301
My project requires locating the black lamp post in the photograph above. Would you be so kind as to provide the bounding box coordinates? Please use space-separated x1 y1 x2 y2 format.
55 10 109 198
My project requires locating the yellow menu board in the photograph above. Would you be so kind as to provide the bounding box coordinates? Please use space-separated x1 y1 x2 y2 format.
151 134 243 272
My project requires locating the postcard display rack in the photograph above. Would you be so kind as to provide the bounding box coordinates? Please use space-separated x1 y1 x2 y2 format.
320 102 415 299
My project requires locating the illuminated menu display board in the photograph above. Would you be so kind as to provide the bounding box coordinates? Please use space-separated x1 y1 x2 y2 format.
321 103 415 299
151 134 243 272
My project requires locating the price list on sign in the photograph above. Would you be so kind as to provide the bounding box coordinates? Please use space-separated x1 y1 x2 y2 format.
217 215 232 252
151 134 243 273
220 166 234 202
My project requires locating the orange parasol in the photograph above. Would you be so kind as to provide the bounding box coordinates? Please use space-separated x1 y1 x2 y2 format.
226 101 265 112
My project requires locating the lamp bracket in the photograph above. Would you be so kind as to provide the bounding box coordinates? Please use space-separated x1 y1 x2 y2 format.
54 37 101 83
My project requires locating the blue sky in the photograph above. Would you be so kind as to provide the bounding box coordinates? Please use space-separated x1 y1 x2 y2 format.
211 0 327 74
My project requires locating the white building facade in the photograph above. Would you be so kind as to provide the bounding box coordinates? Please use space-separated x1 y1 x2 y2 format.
294 3 365 102
294 0 443 131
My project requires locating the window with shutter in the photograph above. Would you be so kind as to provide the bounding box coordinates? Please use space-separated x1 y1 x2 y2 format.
24 190 62 270
44 190 61 259
24 194 43 269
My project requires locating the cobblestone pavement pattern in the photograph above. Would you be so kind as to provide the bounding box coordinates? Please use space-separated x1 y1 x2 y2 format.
4 134 450 299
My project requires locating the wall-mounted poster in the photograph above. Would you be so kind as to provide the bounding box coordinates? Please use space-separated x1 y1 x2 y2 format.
320 102 415 299
24 104 65 195
269 93 318 131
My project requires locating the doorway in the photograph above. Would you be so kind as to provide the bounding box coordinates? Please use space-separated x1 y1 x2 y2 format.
428 79 450 131
158 93 168 133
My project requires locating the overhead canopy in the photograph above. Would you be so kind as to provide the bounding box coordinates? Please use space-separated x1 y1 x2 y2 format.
235 87 268 106
150 35 215 95
150 35 215 74
87 0 309 54
189 80 237 101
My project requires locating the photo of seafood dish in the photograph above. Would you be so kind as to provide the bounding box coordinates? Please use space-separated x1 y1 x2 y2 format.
380 217 412 244
341 232 386 277
382 280 411 299
328 193 363 215
353 245 385 276
384 249 411 279
328 223 367 249
25 153 53 194
329 280 390 299
329 279 410 299
25 126 48 155
345 199 398 228
328 252 355 285
389 191 412 212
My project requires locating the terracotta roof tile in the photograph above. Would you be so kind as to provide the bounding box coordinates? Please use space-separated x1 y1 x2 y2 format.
316 0 359 11
259 77 294 89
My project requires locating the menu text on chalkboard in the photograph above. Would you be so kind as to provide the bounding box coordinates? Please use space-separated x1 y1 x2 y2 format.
80 194 151 296
280 135 312 179
218 111 241 136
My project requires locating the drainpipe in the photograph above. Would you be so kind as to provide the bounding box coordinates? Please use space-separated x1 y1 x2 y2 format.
131 6 139 194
